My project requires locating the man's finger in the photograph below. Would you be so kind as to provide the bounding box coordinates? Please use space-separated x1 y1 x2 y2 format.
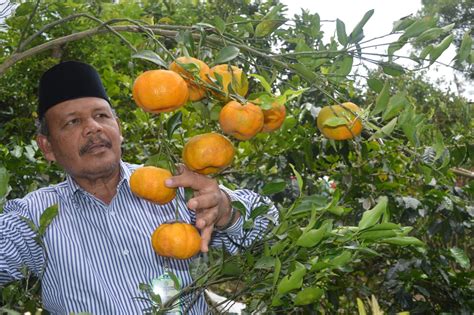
165 166 215 191
187 192 220 210
194 208 219 229
199 225 214 252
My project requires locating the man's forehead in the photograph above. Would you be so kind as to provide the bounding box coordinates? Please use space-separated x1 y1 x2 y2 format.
46 97 112 118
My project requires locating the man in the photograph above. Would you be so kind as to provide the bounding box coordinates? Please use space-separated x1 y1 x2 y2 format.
0 61 277 314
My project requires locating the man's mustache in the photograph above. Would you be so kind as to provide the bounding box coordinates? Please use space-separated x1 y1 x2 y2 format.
79 137 112 156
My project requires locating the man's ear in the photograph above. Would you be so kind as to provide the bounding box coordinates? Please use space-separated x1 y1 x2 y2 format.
116 118 124 142
36 134 56 162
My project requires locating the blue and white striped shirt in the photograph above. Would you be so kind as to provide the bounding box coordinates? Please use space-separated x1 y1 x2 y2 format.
0 161 277 314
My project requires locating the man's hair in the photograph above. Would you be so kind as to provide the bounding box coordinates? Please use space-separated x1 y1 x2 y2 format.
35 106 118 136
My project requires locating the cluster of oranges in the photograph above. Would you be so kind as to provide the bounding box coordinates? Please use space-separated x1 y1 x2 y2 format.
129 56 363 259
132 56 287 142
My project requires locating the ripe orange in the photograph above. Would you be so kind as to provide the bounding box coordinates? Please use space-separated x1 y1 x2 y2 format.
182 133 235 175
151 222 201 259
169 56 210 101
260 101 286 132
132 69 189 113
129 166 176 205
316 102 363 140
219 100 264 140
209 64 248 100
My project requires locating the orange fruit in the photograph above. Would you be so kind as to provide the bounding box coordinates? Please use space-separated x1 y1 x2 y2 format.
151 222 201 259
169 57 211 101
209 64 248 100
219 100 264 140
129 166 176 205
183 133 235 175
316 102 363 140
132 69 189 113
260 101 286 132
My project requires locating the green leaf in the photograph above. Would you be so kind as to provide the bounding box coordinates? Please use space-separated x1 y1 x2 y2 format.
289 63 318 82
358 196 388 229
381 236 424 246
392 16 415 33
382 92 407 121
231 200 247 217
372 81 390 115
415 27 445 43
419 44 434 62
336 19 348 46
323 116 349 128
348 9 374 44
262 180 286 195
132 50 167 68
357 297 367 315
255 19 286 37
249 205 270 220
429 34 454 65
380 62 405 76
165 111 182 139
249 74 272 94
333 55 353 78
330 251 352 267
272 257 281 289
255 256 275 269
39 204 59 236
222 260 241 276
367 78 383 93
213 16 226 34
370 117 398 139
401 17 434 39
388 39 407 59
145 153 171 170
0 166 10 199
449 247 470 269
212 46 240 65
168 271 181 290
296 226 326 247
289 164 303 193
277 262 306 294
457 31 472 63
294 287 324 305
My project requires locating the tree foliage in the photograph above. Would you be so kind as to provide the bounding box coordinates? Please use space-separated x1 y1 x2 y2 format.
0 0 472 314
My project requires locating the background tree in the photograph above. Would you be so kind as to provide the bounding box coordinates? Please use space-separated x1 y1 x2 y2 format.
0 0 472 313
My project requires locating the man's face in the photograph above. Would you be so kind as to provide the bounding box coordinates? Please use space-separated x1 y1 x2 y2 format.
37 97 123 181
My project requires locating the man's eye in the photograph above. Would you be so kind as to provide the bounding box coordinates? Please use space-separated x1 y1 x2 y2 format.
66 118 79 126
96 113 109 119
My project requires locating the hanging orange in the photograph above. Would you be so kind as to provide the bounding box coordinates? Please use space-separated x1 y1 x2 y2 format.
169 57 211 101
260 100 286 132
151 222 201 259
219 100 264 140
316 102 363 140
132 69 189 113
209 64 248 100
182 133 235 175
129 166 176 205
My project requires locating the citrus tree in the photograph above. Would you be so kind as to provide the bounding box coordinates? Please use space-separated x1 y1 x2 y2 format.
0 0 472 313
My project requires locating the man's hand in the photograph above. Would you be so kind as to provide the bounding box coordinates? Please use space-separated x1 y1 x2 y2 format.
164 165 237 252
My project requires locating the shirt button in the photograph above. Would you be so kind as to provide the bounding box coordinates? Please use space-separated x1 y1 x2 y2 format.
123 249 129 256
110 211 116 216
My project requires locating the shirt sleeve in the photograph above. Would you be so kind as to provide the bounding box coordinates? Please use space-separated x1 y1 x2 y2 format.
209 186 279 254
0 199 45 286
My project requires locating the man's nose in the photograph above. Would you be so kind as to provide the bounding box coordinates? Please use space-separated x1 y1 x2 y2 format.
82 118 103 136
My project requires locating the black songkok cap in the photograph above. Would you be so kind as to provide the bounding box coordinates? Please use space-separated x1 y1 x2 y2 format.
38 61 109 118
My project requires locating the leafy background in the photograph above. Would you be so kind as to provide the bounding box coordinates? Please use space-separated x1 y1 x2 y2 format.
0 0 472 314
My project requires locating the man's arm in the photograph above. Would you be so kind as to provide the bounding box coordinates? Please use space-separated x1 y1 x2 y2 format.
0 201 45 285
